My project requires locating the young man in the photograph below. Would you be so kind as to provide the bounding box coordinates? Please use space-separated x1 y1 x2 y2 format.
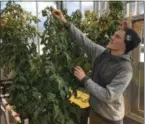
52 9 141 124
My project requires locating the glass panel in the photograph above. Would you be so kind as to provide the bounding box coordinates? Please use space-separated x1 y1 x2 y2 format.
1 2 7 9
124 3 130 17
1 2 37 44
98 2 108 16
130 2 136 15
127 3 130 17
94 1 98 10
138 2 144 15
37 2 56 32
16 2 38 47
17 2 36 16
124 3 127 16
99 1 105 11
37 2 56 55
1 2 37 16
66 2 80 15
81 2 94 15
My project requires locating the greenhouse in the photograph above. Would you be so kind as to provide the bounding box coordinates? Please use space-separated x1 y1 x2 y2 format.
0 1 144 124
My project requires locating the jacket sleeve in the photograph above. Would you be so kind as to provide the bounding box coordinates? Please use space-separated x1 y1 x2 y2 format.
84 69 133 103
64 23 106 64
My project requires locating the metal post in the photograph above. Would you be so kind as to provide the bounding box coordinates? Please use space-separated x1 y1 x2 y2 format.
36 1 40 54
56 1 63 10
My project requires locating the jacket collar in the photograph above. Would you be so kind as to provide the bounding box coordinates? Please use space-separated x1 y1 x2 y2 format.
106 49 131 61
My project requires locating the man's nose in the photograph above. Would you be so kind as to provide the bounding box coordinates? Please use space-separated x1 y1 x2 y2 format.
111 35 115 40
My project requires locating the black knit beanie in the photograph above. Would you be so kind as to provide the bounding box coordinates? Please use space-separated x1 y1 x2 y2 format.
124 28 141 53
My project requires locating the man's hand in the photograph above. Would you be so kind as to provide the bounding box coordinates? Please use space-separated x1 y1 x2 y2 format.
74 66 86 81
51 9 67 24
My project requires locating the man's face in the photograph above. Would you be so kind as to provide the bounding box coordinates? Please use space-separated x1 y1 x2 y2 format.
107 30 126 51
